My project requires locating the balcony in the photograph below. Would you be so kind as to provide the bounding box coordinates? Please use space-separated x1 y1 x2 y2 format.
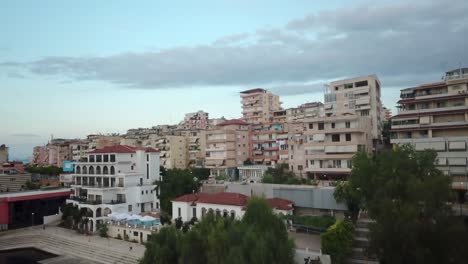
69 196 126 205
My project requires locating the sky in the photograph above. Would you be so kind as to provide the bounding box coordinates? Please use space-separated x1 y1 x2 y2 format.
1 0 467 160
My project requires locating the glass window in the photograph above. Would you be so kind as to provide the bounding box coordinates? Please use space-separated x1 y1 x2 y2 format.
110 155 115 162
332 134 340 142
346 134 351 141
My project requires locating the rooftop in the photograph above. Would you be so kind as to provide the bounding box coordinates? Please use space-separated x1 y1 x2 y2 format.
0 187 71 201
239 88 267 94
89 145 159 154
172 192 294 209
217 119 249 126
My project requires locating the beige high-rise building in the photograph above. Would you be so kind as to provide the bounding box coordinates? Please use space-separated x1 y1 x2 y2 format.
179 130 206 168
391 68 468 190
205 119 250 178
240 88 281 124
288 114 373 179
0 145 8 164
273 102 324 123
150 135 187 169
325 75 383 147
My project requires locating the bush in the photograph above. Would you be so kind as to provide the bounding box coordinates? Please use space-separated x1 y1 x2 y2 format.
285 215 336 231
97 222 108 238
321 220 355 264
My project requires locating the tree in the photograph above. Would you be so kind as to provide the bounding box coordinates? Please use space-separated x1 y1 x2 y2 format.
140 197 295 264
321 220 355 264
156 168 201 214
261 163 299 185
97 222 109 237
243 158 253 165
191 168 210 181
333 181 361 220
347 145 468 263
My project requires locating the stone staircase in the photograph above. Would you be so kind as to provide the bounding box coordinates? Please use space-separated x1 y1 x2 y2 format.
0 231 140 264
346 219 379 264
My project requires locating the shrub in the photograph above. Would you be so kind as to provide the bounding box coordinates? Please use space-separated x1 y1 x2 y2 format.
321 220 355 264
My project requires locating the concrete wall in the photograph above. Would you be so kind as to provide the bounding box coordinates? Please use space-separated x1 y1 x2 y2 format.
216 182 347 211
43 212 62 225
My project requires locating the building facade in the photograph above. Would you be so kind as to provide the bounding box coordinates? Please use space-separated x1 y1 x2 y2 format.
250 122 288 166
180 111 209 130
391 68 468 190
150 135 187 169
240 88 281 124
171 192 293 222
326 75 383 147
288 114 373 179
0 144 8 164
205 119 250 178
67 145 160 232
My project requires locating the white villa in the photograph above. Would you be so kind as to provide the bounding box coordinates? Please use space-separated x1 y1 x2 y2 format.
67 145 160 232
171 192 293 222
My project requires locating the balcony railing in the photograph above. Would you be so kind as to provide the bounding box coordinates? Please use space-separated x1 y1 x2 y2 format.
69 196 126 205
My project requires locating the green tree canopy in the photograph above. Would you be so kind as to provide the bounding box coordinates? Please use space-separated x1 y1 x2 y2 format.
140 197 295 264
342 145 468 263
156 168 201 213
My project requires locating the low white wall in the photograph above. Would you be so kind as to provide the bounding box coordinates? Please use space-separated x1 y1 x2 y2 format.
43 212 62 225
108 224 158 243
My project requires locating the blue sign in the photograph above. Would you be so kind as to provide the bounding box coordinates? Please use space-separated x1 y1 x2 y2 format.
62 160 74 172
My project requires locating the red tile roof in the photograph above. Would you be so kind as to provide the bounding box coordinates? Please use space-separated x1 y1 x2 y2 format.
172 193 209 202
267 197 293 211
172 192 248 206
217 119 249 126
197 192 248 206
89 145 160 154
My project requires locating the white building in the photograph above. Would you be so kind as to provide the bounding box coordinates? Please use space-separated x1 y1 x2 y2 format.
237 165 270 183
171 192 293 222
67 145 161 232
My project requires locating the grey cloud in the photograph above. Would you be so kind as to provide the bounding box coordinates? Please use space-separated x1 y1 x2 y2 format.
2 0 468 95
212 33 250 45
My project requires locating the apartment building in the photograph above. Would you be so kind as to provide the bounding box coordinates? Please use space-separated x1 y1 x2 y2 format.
205 119 250 178
180 111 209 130
0 144 8 164
250 122 288 166
31 146 48 165
68 145 160 232
382 106 392 122
391 68 468 190
47 139 73 167
150 135 187 169
288 114 372 179
273 102 324 123
69 140 91 162
240 88 281 124
180 130 206 168
326 75 383 147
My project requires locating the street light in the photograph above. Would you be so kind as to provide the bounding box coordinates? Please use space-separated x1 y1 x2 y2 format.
31 212 35 227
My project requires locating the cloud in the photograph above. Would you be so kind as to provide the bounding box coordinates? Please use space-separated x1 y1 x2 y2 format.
2 0 467 95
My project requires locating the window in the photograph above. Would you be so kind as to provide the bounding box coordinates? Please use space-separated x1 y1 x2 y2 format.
128 205 132 212
89 155 95 162
346 134 351 141
318 123 324 130
146 164 149 179
178 208 181 217
298 165 303 171
334 160 342 168
134 231 138 236
360 110 370 116
319 160 323 168
96 155 102 162
103 155 109 162
331 123 335 129
141 191 144 195
345 122 350 128
332 134 340 142
347 160 352 168
308 123 313 129
146 154 149 161
310 160 314 166
110 155 115 162
146 190 148 194
193 207 197 218
131 165 134 170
